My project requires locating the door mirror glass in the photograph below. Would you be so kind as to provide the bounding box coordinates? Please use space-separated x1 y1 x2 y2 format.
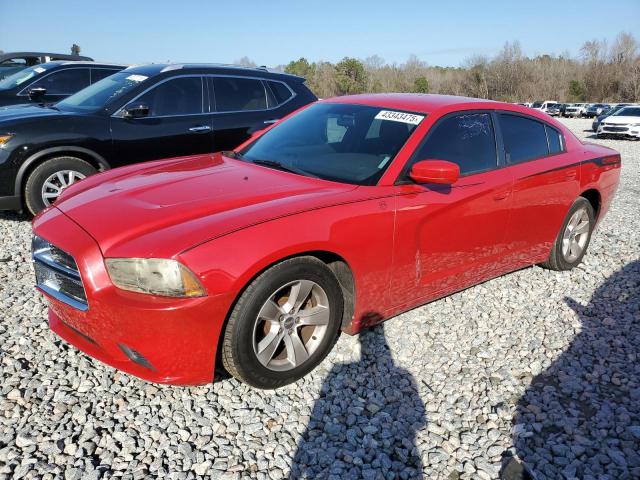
123 103 150 119
28 87 47 101
409 160 460 185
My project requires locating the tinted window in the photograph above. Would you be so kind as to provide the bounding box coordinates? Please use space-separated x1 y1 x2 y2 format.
546 125 563 154
137 77 203 116
91 68 120 83
240 103 420 185
28 68 90 94
412 113 497 175
268 81 293 105
214 77 267 112
499 114 548 164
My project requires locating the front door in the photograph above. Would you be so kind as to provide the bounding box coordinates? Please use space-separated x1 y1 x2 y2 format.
390 111 514 310
110 76 214 167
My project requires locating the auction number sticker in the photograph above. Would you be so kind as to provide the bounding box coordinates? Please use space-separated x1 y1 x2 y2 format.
34 67 46 74
126 74 148 82
375 110 424 125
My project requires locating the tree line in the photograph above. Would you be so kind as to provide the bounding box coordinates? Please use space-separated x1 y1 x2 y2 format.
243 32 640 103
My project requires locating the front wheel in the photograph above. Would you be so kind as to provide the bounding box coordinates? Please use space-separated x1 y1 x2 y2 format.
221 257 343 389
25 156 96 215
540 197 595 271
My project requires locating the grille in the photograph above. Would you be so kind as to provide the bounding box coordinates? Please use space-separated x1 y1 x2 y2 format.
32 235 88 310
602 125 628 132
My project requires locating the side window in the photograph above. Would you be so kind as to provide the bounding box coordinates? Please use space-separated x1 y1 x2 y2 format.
545 125 563 154
412 113 497 176
137 77 203 116
213 77 267 112
499 114 549 163
27 68 90 94
91 69 120 84
267 81 293 106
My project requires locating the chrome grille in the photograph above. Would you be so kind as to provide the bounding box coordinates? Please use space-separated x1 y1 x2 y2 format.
32 235 88 310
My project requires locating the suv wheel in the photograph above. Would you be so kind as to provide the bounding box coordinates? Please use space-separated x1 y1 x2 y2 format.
25 156 96 215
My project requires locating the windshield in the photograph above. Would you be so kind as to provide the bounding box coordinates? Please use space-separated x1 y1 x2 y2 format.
0 64 52 90
239 103 422 186
57 71 150 112
614 107 640 117
532 102 542 108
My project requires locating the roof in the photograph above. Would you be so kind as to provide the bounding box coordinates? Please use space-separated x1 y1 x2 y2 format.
324 93 498 114
0 52 93 62
122 63 304 81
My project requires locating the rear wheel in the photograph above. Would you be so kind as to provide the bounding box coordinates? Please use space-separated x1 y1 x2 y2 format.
221 257 343 389
540 197 595 271
25 156 96 215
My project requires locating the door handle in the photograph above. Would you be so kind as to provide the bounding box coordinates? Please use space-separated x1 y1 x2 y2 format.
493 190 511 201
189 125 212 133
263 119 279 125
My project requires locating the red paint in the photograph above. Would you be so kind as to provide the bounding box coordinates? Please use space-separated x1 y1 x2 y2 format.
33 94 621 385
409 160 460 185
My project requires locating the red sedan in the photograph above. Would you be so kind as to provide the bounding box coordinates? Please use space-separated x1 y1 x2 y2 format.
32 94 621 388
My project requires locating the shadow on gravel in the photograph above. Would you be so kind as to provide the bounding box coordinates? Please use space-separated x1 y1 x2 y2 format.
290 326 426 479
506 260 640 479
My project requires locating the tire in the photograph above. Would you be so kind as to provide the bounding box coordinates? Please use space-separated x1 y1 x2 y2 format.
540 197 595 271
24 156 96 215
221 256 344 389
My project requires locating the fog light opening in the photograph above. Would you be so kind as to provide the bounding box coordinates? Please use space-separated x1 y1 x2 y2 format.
118 344 155 371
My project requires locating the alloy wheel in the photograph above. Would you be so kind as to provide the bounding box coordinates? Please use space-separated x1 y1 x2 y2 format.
41 170 86 206
561 207 590 262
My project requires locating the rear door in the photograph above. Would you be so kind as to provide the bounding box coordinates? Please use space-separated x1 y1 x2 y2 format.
109 75 214 167
19 67 91 103
209 76 294 151
390 111 515 310
496 112 580 263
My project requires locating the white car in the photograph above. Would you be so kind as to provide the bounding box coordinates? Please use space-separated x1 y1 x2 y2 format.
564 103 588 117
597 106 640 139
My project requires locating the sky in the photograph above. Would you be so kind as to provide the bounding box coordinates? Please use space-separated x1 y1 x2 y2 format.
1 0 639 68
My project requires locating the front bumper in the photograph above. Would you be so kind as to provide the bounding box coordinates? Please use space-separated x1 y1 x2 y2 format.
597 124 640 138
33 207 230 385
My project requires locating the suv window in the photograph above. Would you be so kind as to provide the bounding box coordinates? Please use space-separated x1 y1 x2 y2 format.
91 68 120 84
137 77 203 117
214 77 267 112
26 68 90 94
545 125 563 154
411 113 497 176
499 114 549 163
267 81 293 106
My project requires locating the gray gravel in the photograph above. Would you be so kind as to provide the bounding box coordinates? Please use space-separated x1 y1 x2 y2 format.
1 118 638 479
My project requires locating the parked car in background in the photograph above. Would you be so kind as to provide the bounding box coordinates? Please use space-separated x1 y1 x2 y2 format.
0 63 317 214
585 103 608 118
0 61 125 107
592 104 628 131
531 100 558 113
31 94 621 388
559 103 568 116
0 52 93 80
546 103 561 116
597 106 640 139
564 103 587 117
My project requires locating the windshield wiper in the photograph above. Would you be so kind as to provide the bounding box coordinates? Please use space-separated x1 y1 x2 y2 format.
251 159 317 178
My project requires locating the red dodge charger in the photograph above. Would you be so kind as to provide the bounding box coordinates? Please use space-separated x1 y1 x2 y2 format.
32 94 621 388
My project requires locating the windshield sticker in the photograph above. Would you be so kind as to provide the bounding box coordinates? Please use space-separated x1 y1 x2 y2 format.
126 74 148 82
34 67 46 74
375 110 424 125
378 156 391 169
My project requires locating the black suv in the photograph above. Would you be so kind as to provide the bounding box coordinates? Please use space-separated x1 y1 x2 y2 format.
0 61 125 106
0 64 317 214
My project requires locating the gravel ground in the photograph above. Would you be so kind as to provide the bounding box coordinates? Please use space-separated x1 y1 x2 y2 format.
0 118 638 480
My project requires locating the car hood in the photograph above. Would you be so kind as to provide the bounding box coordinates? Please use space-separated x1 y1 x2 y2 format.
0 103 64 122
603 116 640 124
55 153 360 258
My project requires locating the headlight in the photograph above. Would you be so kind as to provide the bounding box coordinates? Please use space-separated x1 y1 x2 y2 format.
105 258 206 297
0 134 14 147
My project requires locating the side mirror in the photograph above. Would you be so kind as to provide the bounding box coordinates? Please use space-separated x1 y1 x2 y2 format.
409 160 460 185
28 87 47 102
122 103 150 119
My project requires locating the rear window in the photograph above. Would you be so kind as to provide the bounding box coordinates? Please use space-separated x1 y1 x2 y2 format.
498 114 549 164
267 81 293 106
213 77 267 112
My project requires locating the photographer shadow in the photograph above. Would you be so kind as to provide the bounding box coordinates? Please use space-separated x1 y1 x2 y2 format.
290 325 426 479
508 260 640 479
